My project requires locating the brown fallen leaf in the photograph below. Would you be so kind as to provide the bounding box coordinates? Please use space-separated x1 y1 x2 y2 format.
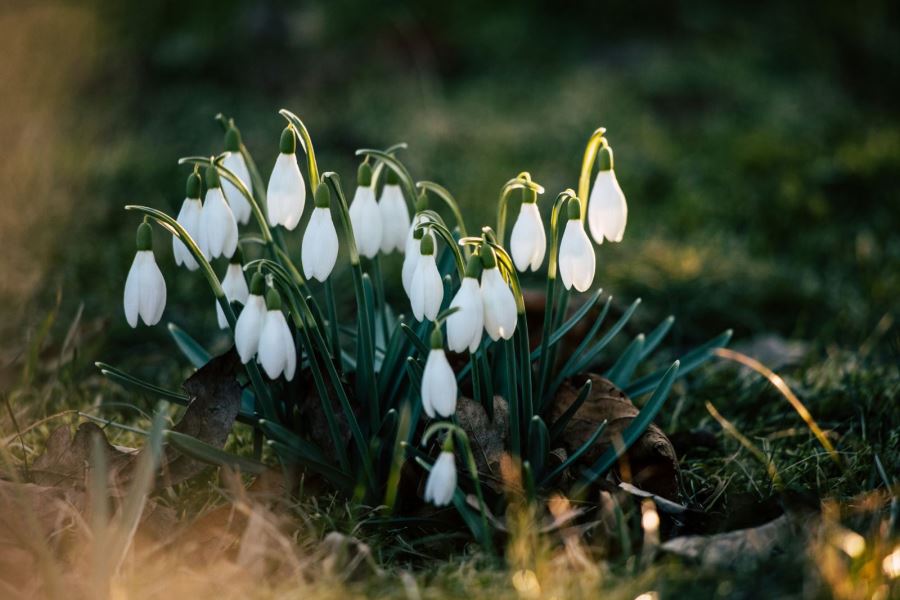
549 374 679 500
455 396 509 483
29 422 135 489
659 514 796 568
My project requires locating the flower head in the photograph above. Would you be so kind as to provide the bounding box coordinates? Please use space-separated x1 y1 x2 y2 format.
587 144 627 244
421 327 458 418
480 248 517 341
424 446 457 507
378 168 410 253
301 184 339 282
257 288 297 381
220 126 253 225
124 221 166 327
173 171 203 271
348 162 382 259
234 273 267 363
216 249 250 329
447 254 484 353
266 127 306 230
510 189 546 272
199 163 239 259
402 213 434 298
409 233 443 322
559 199 596 292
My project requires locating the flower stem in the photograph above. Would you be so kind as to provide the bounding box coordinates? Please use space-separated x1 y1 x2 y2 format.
577 127 608 216
495 172 545 242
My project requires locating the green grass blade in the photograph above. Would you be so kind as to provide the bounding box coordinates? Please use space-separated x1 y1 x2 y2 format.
540 419 608 487
624 329 732 397
96 362 189 405
639 315 675 361
566 297 642 377
167 323 211 368
605 334 647 387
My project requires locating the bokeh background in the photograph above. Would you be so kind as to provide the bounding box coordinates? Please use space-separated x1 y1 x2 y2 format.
2 0 898 386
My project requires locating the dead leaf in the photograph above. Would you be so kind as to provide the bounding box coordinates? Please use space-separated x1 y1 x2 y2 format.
455 396 509 482
660 514 796 568
29 422 135 489
549 374 679 500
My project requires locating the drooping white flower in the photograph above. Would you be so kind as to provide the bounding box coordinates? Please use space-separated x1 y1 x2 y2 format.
510 192 546 272
124 222 166 328
480 249 517 341
235 273 267 363
348 162 382 259
257 289 297 381
216 252 250 329
447 256 484 353
409 233 443 322
173 171 202 271
424 449 457 507
559 200 596 292
422 328 457 418
266 127 306 230
587 144 627 244
221 157 252 226
301 185 339 282
378 171 410 253
200 164 239 260
402 214 433 297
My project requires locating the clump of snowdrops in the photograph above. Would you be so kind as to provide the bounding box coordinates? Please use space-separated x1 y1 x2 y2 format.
109 110 729 549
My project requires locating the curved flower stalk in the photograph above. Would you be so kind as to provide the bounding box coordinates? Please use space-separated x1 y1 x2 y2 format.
301 184 339 282
199 162 239 259
424 438 457 507
479 247 517 341
379 167 411 254
409 232 443 321
221 125 253 224
510 187 546 272
348 161 382 259
422 325 457 418
447 253 484 353
579 128 628 244
257 288 297 381
267 127 306 230
495 171 545 245
235 273 267 363
124 220 166 327
216 249 250 329
173 170 202 271
559 199 596 292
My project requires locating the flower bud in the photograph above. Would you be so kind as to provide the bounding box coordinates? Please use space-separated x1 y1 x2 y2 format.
224 126 242 152
265 287 282 311
205 162 221 189
279 126 296 154
185 171 202 199
136 221 153 251
314 182 331 208
357 161 373 187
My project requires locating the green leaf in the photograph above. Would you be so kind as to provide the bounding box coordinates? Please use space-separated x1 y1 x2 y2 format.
529 288 604 362
605 334 646 387
258 419 327 463
624 329 732 397
573 361 680 494
567 297 642 376
167 323 211 369
96 362 189 405
166 430 267 475
267 440 354 492
540 419 607 487
639 315 675 361
400 323 430 358
527 416 550 478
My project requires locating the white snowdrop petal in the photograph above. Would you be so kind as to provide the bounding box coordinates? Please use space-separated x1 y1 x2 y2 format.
510 203 546 272
425 452 457 506
235 295 266 363
559 220 596 292
447 278 484 353
123 253 142 328
481 268 517 340
302 208 339 282
258 310 287 379
281 318 296 381
588 170 628 244
349 186 382 258
378 185 409 253
202 188 239 259
422 349 457 418
221 152 253 224
267 153 306 230
137 252 166 326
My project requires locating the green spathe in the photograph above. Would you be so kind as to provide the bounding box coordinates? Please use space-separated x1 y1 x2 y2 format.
136 221 153 251
357 161 372 187
597 144 614 171
265 288 282 311
250 272 265 295
566 197 582 220
430 325 443 349
185 171 202 199
224 126 241 152
205 162 221 189
314 183 331 208
420 232 435 256
279 127 296 154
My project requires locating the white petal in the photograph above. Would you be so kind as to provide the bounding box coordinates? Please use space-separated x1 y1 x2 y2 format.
137 251 166 326
481 268 517 340
349 186 382 258
447 277 483 353
410 255 443 322
267 153 306 230
559 220 596 292
258 310 288 379
218 264 249 329
378 185 410 253
123 253 142 328
302 207 339 282
235 295 266 363
425 451 457 506
281 318 296 381
174 198 201 270
510 203 546 272
422 349 457 417
202 188 239 259
587 170 628 244
221 152 253 225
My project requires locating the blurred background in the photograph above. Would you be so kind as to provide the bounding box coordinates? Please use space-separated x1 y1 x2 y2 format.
2 0 898 389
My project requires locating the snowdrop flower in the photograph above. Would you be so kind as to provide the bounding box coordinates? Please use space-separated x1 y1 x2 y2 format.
480 248 517 341
257 288 297 381
409 233 443 321
172 171 202 271
447 254 484 353
199 163 239 260
301 184 339 282
587 143 627 244
559 199 596 292
510 188 546 272
378 168 410 253
235 273 267 363
266 127 306 230
348 162 382 258
402 211 433 298
124 221 166 327
220 126 253 225
421 327 457 418
424 445 457 507
215 249 250 329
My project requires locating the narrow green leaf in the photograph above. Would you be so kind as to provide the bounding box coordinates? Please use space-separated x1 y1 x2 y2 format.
605 334 646 387
96 362 188 404
624 329 732 397
167 323 211 368
540 419 607 487
258 419 327 463
527 416 550 478
400 323 430 358
548 378 592 441
529 289 603 361
268 440 354 492
639 315 675 361
567 297 642 376
166 430 267 475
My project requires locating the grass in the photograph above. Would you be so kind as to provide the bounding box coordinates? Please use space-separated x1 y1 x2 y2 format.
1 2 899 598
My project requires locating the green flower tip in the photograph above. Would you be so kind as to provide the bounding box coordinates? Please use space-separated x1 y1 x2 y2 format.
265 287 282 311
136 221 153 251
415 189 429 213
522 187 537 204
430 325 443 349
229 246 243 264
224 126 242 152
279 127 296 154
598 144 614 171
385 167 400 185
185 171 202 199
250 272 266 295
205 162 221 189
566 197 582 220
357 161 373 187
314 183 331 208
413 226 424 240
464 252 483 279
480 246 497 269
419 232 435 256
441 434 454 452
